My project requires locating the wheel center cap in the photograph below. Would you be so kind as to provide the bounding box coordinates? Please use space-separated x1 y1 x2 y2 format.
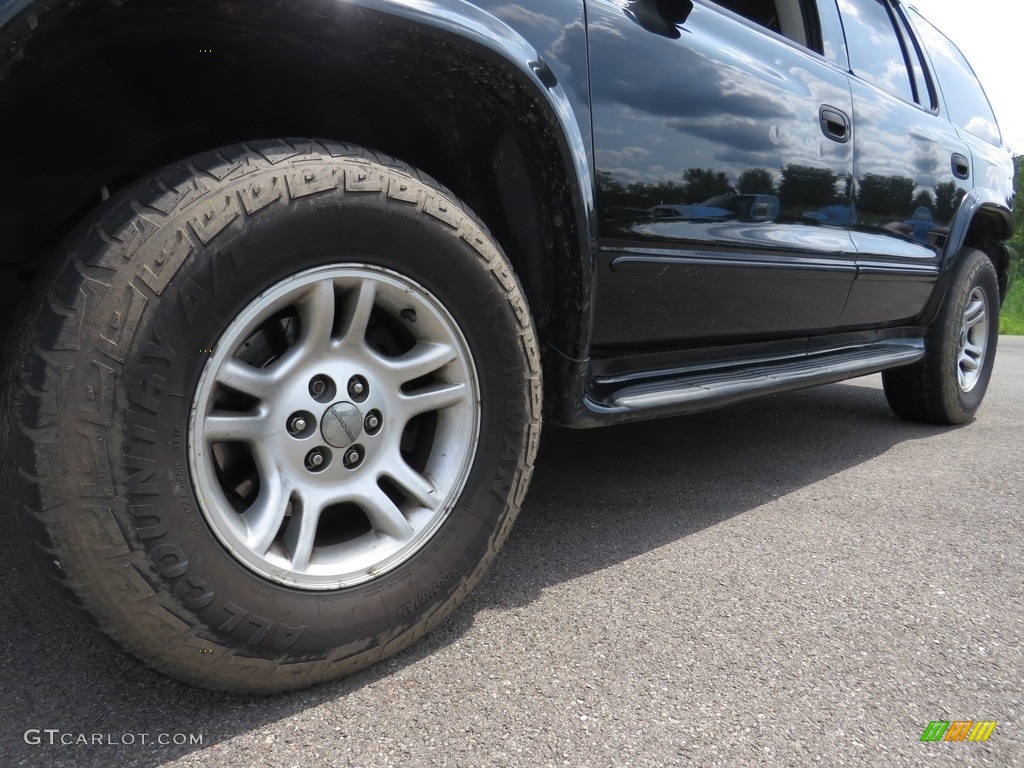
321 401 363 448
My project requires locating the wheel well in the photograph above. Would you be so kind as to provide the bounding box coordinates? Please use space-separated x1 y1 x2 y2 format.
962 209 1013 300
0 0 586 366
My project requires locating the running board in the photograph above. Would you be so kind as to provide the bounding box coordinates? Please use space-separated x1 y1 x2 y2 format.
598 342 924 414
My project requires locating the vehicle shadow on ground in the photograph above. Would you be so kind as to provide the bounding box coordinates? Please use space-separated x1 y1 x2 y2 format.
0 379 958 767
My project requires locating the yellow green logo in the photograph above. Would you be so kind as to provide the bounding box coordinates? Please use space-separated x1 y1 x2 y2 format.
920 721 997 742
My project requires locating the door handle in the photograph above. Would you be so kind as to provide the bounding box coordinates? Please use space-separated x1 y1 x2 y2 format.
624 0 694 39
819 105 850 144
951 153 970 180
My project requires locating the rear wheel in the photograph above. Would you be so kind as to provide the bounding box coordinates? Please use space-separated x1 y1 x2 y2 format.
1 139 541 693
883 248 999 424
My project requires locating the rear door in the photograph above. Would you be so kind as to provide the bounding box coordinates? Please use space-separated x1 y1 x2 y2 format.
834 0 971 326
588 0 858 346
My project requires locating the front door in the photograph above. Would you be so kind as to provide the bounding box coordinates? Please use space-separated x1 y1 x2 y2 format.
588 0 857 346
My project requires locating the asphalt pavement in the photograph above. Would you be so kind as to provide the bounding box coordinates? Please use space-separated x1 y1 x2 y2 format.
2 338 1022 768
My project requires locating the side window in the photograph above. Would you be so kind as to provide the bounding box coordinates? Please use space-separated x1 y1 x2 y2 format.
909 10 1001 146
836 0 914 103
713 0 781 33
711 0 815 51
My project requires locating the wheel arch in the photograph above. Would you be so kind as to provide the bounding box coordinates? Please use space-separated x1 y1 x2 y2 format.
0 0 595 415
918 189 1014 323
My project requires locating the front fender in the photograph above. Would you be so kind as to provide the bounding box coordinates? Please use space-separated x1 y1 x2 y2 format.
348 0 594 202
345 0 598 424
349 0 597 339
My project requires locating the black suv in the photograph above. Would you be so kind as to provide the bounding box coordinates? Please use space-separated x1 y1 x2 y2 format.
0 0 1015 693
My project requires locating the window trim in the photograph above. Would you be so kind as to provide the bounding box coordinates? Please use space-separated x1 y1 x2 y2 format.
836 0 932 111
889 1 938 112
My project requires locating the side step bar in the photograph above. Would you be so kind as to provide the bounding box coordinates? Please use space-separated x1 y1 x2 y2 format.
587 341 924 419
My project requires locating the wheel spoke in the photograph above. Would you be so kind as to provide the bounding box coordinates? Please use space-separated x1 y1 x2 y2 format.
282 494 321 572
243 450 289 555
399 381 470 418
963 298 986 329
960 340 983 371
215 358 275 399
376 342 458 384
204 411 267 443
294 279 338 359
359 486 415 541
382 463 439 512
336 280 377 349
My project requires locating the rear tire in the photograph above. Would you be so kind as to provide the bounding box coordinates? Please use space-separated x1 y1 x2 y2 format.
1 139 542 693
883 248 999 424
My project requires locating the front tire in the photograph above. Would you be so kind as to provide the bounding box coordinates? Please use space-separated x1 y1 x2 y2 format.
2 140 541 693
883 248 999 424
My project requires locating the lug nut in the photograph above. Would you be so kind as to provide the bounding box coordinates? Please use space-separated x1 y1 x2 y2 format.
364 410 382 435
348 376 368 401
343 445 364 469
305 447 331 471
289 416 307 433
309 375 335 401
